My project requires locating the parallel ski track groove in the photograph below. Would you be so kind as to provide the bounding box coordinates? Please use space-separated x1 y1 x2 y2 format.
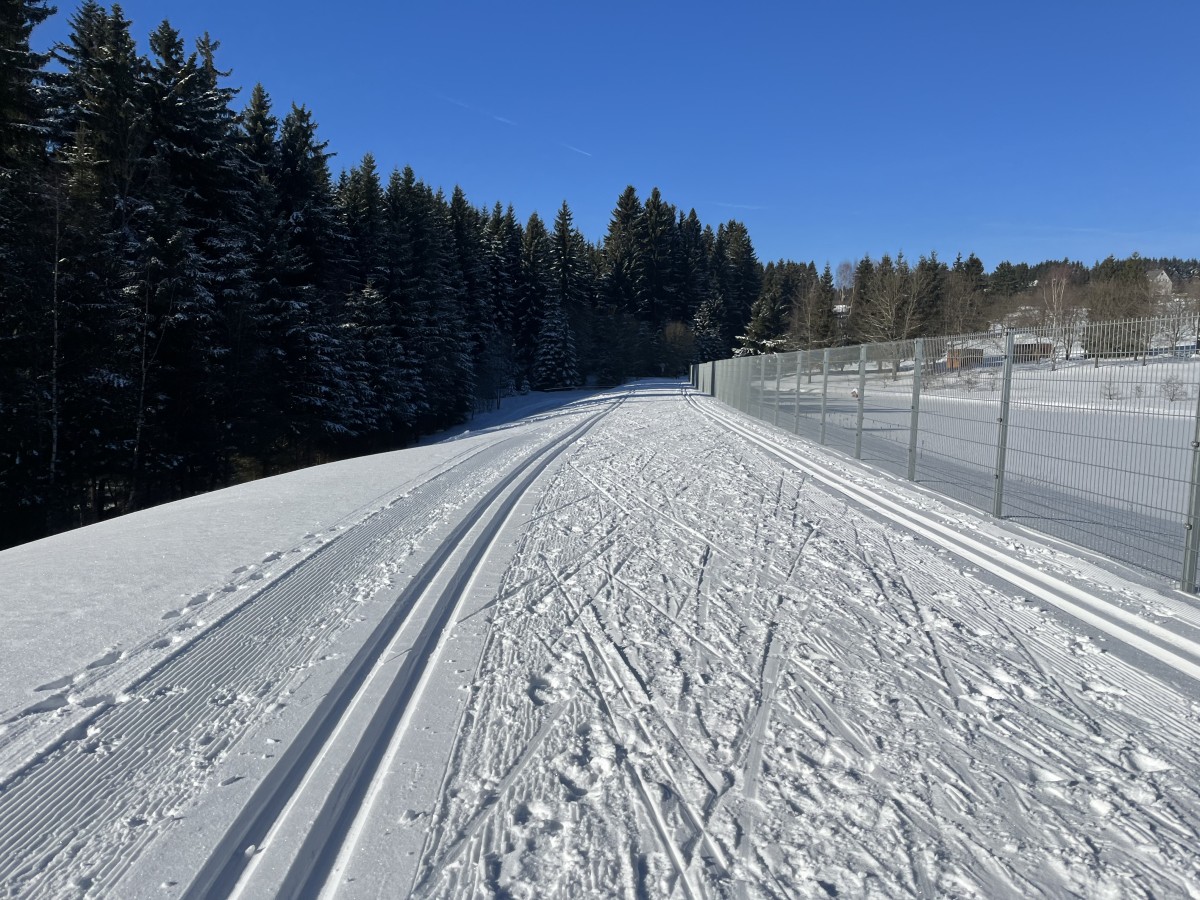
0 421 584 898
189 397 623 900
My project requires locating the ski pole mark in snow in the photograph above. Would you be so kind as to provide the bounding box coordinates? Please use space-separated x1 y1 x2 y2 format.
734 626 782 899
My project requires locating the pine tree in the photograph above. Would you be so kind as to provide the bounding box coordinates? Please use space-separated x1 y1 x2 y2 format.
536 201 585 388
692 292 728 363
0 0 55 543
386 169 472 432
814 263 837 345
515 211 552 380
713 220 762 343
484 202 523 381
533 294 579 390
913 252 946 335
601 185 645 315
639 186 678 325
676 209 714 323
744 261 790 351
45 3 156 519
448 186 504 410
135 21 256 501
845 255 876 344
265 102 359 461
338 153 386 292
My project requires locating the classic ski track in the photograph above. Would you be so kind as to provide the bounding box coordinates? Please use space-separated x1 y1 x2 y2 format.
0 404 609 899
0 435 516 778
688 392 1200 684
183 398 625 900
0 430 568 898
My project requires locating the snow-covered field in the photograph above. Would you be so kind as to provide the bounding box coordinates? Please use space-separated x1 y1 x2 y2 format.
1 381 1199 898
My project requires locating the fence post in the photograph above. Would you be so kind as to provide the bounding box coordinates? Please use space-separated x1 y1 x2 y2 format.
794 350 804 434
773 354 782 427
820 348 831 445
1181 387 1200 592
907 339 924 481
756 355 764 418
993 331 1015 518
855 345 867 459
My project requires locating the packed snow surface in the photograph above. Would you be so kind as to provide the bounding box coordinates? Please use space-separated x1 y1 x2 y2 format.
1 381 1199 898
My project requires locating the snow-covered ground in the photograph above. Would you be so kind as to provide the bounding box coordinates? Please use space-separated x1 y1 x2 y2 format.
1 381 1199 898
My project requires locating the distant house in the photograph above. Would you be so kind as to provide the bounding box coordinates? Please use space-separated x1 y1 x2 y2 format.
946 348 985 370
1013 340 1055 363
1147 269 1174 298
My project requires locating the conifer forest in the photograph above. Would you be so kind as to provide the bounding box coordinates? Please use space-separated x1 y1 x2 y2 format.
2 1 1197 550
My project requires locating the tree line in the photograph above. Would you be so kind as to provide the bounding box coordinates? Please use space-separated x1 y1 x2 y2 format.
742 251 1200 356
0 1 768 549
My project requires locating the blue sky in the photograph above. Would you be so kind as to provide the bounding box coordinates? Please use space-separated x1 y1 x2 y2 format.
35 0 1200 270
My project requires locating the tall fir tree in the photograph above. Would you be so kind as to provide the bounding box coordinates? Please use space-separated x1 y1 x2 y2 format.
0 0 55 543
601 185 645 315
510 211 550 382
536 201 585 388
448 186 504 410
638 186 678 324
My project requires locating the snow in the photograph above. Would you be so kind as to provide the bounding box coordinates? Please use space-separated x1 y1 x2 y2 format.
1 381 1200 898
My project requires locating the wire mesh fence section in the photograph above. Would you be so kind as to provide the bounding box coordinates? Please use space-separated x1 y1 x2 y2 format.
696 313 1200 592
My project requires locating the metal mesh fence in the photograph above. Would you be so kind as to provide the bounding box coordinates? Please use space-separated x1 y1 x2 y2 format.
693 314 1200 592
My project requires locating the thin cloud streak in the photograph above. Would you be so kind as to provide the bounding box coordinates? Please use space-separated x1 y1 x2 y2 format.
435 92 516 127
561 143 592 158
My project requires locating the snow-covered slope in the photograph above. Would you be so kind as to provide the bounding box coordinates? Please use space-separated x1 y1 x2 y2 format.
1 382 1198 898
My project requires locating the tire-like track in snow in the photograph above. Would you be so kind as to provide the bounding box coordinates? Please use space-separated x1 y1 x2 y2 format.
185 397 622 900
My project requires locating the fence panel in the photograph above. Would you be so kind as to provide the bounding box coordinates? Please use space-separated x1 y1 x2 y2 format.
695 313 1200 591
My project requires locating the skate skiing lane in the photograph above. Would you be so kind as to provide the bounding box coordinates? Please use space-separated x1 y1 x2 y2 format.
689 390 1200 685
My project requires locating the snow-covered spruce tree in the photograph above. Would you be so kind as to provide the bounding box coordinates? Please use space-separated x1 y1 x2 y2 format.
515 211 552 379
600 185 646 316
232 82 296 470
676 209 715 326
483 202 523 392
692 292 729 363
386 168 472 435
484 202 522 349
0 0 55 544
137 22 259 502
449 186 505 411
743 261 792 352
262 102 362 464
45 2 156 520
638 186 679 325
336 154 398 451
713 219 761 343
547 200 591 381
533 293 579 389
